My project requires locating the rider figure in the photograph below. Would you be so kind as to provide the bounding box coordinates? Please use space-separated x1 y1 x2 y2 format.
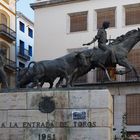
83 21 116 64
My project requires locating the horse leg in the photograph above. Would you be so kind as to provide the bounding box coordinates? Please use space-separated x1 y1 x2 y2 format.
69 68 79 87
117 58 139 80
48 81 53 89
98 63 112 81
65 75 71 88
69 72 77 86
55 77 63 88
61 70 71 88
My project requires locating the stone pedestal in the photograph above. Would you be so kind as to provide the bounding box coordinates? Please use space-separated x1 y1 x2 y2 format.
0 89 113 140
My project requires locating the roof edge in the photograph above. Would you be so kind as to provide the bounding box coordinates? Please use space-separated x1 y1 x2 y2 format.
30 0 89 10
16 11 34 26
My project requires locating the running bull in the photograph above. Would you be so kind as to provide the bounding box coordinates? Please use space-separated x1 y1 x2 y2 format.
17 52 88 88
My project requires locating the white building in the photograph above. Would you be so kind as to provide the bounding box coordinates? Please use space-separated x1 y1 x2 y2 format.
31 0 140 83
31 0 140 60
31 0 140 139
16 11 34 68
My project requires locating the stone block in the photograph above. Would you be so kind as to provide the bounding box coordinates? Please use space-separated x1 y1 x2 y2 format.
0 92 26 109
0 111 7 125
89 109 113 127
54 128 68 140
0 89 113 140
53 90 69 108
0 128 9 140
89 89 112 110
69 90 90 108
9 128 26 140
27 91 53 109
53 109 68 127
7 110 49 127
25 128 55 140
68 128 112 140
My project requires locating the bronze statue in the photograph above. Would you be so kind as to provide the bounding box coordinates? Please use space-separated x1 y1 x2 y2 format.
18 52 88 88
83 21 116 64
70 28 140 85
0 48 8 89
18 28 140 88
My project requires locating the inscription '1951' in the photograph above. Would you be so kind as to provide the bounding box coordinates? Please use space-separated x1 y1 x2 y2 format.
38 134 55 140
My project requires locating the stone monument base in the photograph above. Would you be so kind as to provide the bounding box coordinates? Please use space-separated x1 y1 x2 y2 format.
0 89 113 140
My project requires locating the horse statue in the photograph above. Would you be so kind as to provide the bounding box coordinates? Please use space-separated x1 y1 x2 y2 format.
70 28 140 85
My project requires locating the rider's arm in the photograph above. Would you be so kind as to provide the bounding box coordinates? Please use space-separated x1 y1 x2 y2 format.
85 38 96 45
83 29 102 46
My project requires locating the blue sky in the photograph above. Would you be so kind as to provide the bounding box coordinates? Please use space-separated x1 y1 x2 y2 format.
16 0 35 22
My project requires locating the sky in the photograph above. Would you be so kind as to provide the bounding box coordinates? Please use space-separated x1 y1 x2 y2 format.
16 0 35 22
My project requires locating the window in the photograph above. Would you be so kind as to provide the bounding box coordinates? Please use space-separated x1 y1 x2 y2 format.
69 11 88 32
96 7 116 28
28 45 32 56
28 28 33 38
126 94 140 125
19 62 25 68
0 11 10 27
1 13 7 25
125 4 140 25
19 40 24 55
19 21 25 32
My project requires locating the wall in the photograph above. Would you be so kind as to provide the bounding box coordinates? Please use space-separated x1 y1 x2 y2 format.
33 0 140 61
0 89 113 140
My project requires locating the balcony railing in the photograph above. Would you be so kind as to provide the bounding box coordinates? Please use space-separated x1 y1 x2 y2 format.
5 58 16 72
0 24 16 42
18 48 30 61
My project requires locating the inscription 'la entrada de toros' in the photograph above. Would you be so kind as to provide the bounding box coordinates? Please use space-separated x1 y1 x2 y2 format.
0 121 96 128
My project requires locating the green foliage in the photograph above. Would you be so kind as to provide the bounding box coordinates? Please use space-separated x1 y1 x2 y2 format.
120 113 128 140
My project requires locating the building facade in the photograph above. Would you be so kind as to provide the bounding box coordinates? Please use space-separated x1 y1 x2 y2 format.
31 0 140 83
31 0 140 139
16 11 34 68
0 0 16 88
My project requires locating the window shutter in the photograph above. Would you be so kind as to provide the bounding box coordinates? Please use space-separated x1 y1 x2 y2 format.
96 8 115 28
70 11 88 32
125 4 140 25
127 95 140 125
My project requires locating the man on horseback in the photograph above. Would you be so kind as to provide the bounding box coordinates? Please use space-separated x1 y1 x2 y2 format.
83 21 116 65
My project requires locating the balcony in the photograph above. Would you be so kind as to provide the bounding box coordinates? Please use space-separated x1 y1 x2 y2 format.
5 58 16 72
18 48 30 61
0 24 16 42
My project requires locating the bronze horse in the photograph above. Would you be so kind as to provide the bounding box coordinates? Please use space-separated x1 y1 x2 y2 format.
70 28 140 85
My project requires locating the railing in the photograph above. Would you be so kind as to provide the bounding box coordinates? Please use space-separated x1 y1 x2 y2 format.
0 24 16 40
18 48 30 61
5 58 16 71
